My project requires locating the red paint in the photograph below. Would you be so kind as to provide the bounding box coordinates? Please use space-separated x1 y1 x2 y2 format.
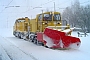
37 32 47 45
37 32 43 42
43 28 81 49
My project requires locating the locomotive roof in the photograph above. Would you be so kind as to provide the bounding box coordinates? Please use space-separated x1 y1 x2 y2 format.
17 17 30 20
42 11 60 14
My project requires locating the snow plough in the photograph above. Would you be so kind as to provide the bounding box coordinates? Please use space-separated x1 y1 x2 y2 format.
13 11 81 49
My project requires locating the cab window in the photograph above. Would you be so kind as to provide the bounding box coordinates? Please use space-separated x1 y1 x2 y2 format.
54 14 61 21
43 14 52 21
38 14 42 20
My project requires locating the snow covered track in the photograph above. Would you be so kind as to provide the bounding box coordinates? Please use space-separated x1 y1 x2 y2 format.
0 45 11 60
0 30 90 60
0 36 38 60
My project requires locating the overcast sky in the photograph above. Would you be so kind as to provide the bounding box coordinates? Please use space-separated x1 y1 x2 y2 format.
0 0 90 28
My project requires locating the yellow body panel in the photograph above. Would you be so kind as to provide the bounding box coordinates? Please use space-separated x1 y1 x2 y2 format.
13 17 30 33
30 19 37 32
13 11 70 35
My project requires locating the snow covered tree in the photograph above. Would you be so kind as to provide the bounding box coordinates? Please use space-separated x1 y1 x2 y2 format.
76 5 90 32
62 0 80 27
62 0 90 32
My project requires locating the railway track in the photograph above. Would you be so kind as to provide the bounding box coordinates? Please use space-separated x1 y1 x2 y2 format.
0 36 38 60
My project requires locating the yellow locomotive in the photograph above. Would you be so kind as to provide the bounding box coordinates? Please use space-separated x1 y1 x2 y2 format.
13 11 81 49
13 11 69 38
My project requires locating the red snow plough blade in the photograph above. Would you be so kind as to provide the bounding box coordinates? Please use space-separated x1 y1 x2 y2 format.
43 28 81 49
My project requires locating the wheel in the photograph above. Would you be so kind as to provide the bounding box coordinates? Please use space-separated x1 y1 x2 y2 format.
20 33 23 39
18 33 21 39
42 43 44 46
33 39 37 44
30 35 34 42
15 32 18 37
14 32 17 37
45 46 49 48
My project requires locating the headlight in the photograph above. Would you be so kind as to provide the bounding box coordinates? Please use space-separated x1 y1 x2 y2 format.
43 22 48 25
43 23 45 24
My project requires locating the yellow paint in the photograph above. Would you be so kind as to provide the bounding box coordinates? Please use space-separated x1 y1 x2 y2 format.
13 11 71 35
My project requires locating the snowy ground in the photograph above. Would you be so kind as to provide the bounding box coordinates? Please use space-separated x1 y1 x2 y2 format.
0 28 90 60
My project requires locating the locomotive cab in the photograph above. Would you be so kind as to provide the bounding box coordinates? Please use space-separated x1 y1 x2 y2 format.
36 11 69 32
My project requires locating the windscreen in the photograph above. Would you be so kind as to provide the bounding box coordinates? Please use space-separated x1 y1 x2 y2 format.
54 14 61 21
43 14 52 21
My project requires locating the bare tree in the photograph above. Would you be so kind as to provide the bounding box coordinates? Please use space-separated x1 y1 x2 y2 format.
62 0 80 27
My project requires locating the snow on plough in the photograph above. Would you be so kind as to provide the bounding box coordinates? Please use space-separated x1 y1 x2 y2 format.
43 28 81 49
13 11 81 49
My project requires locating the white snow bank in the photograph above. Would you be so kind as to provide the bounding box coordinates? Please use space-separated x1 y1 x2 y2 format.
0 36 35 60
0 28 90 60
43 34 54 47
6 33 90 60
